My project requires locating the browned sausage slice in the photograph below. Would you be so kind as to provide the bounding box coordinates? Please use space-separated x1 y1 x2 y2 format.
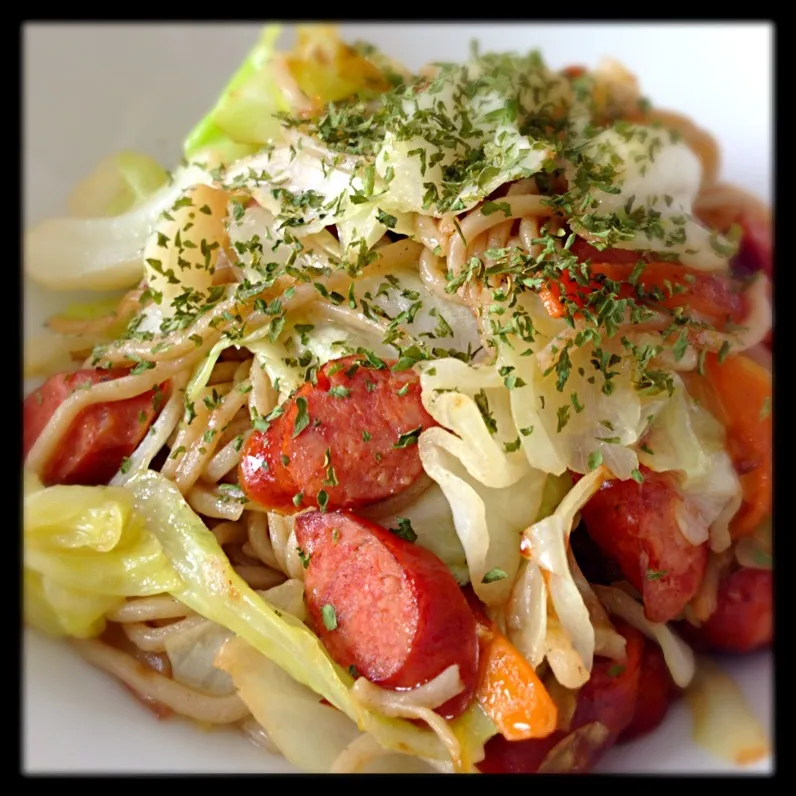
680 567 773 654
294 509 479 719
577 469 709 623
23 368 168 486
239 355 437 513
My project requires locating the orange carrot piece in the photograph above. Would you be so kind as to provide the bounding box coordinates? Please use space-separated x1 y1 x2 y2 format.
476 626 558 741
539 283 566 318
706 354 772 538
683 353 772 538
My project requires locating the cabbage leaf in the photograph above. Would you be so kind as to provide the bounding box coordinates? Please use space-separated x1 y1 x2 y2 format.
23 472 182 638
25 164 213 291
183 25 285 165
518 467 606 688
67 151 169 218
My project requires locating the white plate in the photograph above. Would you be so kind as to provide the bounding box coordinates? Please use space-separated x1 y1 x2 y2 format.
23 22 773 774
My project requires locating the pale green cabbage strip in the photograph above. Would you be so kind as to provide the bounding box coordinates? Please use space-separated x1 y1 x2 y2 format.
68 151 169 218
183 24 285 165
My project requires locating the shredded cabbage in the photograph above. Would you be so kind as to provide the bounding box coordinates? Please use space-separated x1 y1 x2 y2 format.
593 584 695 688
285 25 396 107
638 376 741 553
373 56 566 217
184 25 285 166
500 335 668 480
565 125 731 271
419 430 546 607
186 24 392 170
519 468 605 688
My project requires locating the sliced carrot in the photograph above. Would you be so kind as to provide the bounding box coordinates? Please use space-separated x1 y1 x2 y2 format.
539 270 599 318
539 282 567 318
476 625 558 741
707 354 772 538
683 353 772 538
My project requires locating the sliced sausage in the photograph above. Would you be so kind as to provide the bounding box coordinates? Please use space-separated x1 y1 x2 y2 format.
23 368 167 486
544 238 746 330
239 355 437 513
294 509 478 719
578 469 709 623
478 621 644 774
618 642 680 743
680 567 773 654
238 409 302 514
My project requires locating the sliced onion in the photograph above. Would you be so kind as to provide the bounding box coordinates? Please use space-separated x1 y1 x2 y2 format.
519 468 606 686
351 677 465 772
256 578 307 622
72 638 249 723
331 734 441 774
331 734 392 774
568 548 627 662
505 560 547 670
543 609 590 690
708 486 741 554
593 585 695 688
685 657 770 765
363 665 463 712
267 513 305 581
164 619 236 696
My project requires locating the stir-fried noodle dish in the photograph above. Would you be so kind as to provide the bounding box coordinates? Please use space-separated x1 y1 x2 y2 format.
23 25 773 773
